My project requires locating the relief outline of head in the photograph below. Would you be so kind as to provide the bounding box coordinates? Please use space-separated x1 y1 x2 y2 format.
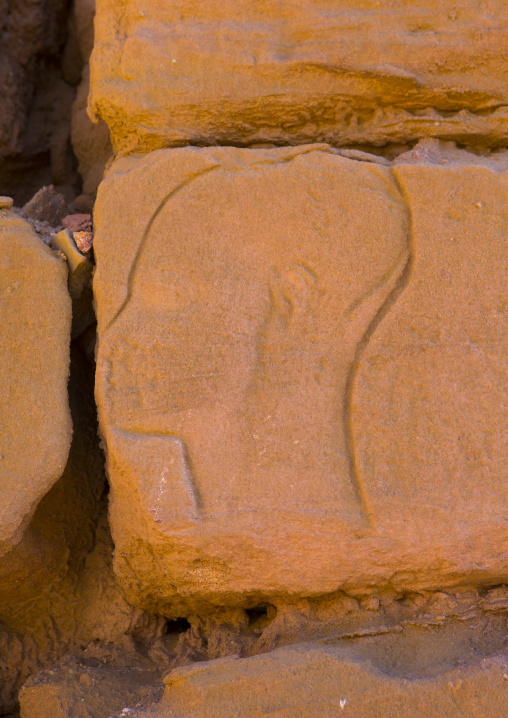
103 151 410 527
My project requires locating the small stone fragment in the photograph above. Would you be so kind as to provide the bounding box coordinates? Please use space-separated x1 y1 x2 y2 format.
73 231 93 254
21 186 68 226
0 196 14 210
63 214 93 233
19 651 162 718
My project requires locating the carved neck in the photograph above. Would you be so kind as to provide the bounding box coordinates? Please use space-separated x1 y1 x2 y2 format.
242 333 363 513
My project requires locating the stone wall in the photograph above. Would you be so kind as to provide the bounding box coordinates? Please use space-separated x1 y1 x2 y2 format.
1 1 507 716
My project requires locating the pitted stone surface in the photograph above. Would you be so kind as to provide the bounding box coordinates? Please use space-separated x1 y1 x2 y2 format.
89 0 508 155
0 211 72 555
93 145 508 614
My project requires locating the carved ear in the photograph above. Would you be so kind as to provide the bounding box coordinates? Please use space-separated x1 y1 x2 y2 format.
269 264 318 322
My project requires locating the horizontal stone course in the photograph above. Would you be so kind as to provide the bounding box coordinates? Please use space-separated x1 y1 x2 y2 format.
90 0 508 154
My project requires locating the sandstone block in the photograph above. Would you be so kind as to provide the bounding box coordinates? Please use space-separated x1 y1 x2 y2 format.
94 146 508 614
354 159 508 540
0 211 72 554
122 644 508 718
89 1 508 155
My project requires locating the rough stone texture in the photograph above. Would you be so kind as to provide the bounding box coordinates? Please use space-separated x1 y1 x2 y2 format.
3 4 508 713
124 646 508 718
93 144 508 616
21 184 68 226
16 586 508 717
71 57 112 210
73 230 93 254
0 211 72 555
19 651 162 718
89 0 508 156
0 197 13 210
63 213 93 233
73 0 96 64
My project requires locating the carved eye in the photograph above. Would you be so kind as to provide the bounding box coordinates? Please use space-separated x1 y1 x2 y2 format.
270 263 318 316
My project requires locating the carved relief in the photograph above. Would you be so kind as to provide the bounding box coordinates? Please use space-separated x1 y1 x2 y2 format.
101 151 410 529
93 147 508 609
353 163 508 529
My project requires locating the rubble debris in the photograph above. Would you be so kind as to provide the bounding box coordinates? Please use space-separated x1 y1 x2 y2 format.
51 229 93 300
63 213 92 233
21 185 68 226
73 230 93 254
63 214 94 255
0 196 14 209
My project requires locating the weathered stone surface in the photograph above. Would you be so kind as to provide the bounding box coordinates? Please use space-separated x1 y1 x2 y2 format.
73 0 96 65
63 213 93 234
21 185 68 226
68 0 112 209
123 644 508 718
51 229 93 298
0 211 72 555
19 651 162 718
89 1 508 155
18 586 508 717
94 145 508 615
0 197 14 210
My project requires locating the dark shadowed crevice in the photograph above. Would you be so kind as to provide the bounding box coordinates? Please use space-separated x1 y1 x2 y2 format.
165 618 191 636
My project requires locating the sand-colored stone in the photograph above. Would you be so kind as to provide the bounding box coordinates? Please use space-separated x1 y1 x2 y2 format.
0 211 72 555
354 157 508 539
122 644 508 718
94 145 508 614
0 197 13 210
89 1 508 156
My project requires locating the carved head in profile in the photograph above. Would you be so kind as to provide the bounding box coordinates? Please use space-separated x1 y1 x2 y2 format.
104 152 409 527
